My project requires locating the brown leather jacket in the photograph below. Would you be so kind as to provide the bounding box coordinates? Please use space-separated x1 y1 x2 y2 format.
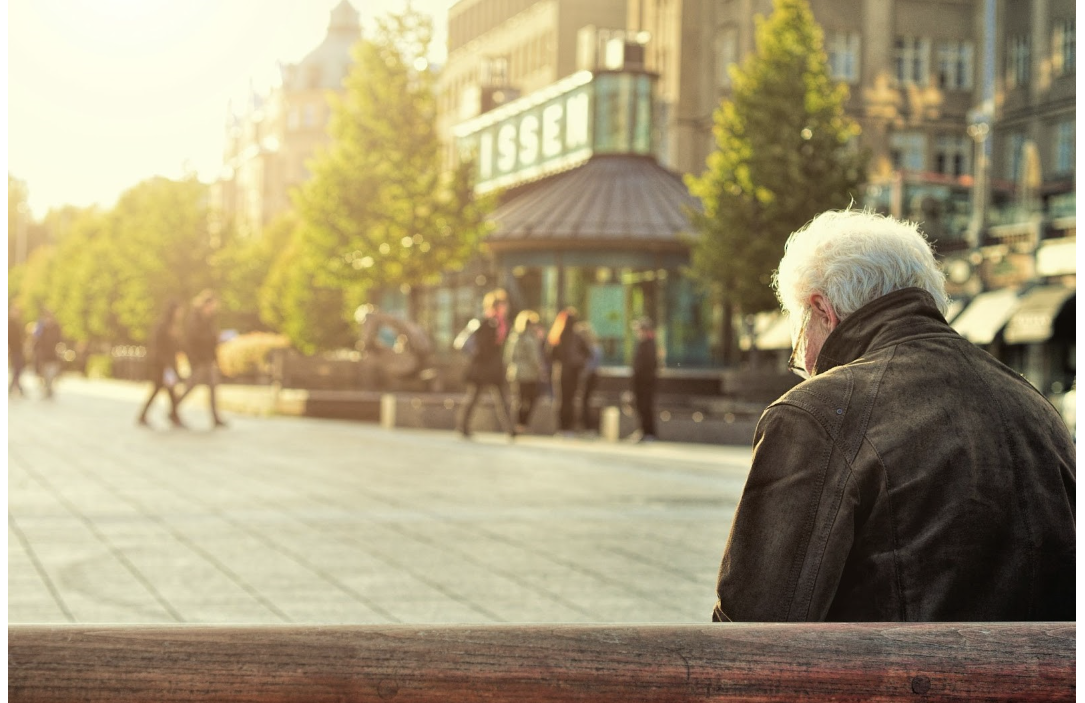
714 288 1076 622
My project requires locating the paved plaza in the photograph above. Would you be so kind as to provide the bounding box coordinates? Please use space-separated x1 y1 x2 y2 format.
8 377 754 625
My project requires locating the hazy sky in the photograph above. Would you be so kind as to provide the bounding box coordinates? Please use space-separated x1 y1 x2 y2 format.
8 0 453 218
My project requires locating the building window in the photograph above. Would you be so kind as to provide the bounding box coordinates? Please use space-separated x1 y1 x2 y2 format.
1006 35 1030 88
935 135 971 177
827 32 861 83
890 132 927 171
1054 121 1075 174
715 27 738 89
936 41 973 90
303 104 317 128
894 36 930 86
1004 132 1025 180
287 107 299 131
1052 19 1075 77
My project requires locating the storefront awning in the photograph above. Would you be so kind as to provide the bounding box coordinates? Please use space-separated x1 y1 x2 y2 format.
1003 285 1075 345
486 155 699 249
950 288 1020 344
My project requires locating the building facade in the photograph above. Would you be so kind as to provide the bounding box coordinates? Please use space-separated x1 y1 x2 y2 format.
939 0 1076 402
628 0 990 245
211 1 362 239
437 0 629 168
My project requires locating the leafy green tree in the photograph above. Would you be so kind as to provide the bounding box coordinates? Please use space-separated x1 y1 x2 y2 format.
260 236 354 354
284 6 491 350
46 207 130 345
14 245 57 322
8 174 30 268
108 176 219 339
685 0 867 361
209 214 281 333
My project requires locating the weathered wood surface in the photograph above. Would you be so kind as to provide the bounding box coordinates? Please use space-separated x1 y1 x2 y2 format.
8 623 1074 702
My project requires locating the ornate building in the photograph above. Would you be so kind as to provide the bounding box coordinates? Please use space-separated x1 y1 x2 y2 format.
211 1 362 239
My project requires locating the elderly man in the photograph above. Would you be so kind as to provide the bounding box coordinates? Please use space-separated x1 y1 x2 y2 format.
714 210 1075 622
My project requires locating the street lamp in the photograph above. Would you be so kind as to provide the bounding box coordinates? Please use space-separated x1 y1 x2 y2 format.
965 106 992 251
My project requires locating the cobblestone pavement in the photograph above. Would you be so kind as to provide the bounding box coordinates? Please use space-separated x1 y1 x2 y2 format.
8 376 754 625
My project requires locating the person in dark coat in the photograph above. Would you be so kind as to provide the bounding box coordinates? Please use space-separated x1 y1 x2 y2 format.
547 307 589 436
9 303 27 397
576 321 603 433
137 300 186 428
631 317 658 442
32 309 62 399
456 289 516 439
714 209 1076 622
175 290 227 428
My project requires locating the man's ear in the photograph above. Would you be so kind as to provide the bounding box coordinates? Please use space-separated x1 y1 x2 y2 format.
809 293 840 332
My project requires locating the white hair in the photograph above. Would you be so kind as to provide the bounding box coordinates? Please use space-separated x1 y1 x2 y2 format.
773 209 948 321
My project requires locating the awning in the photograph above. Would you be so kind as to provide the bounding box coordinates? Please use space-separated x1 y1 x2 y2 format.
951 288 1020 344
738 311 793 351
486 155 699 249
1003 285 1075 345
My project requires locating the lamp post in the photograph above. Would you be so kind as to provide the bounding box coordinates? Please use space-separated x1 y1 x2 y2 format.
965 115 990 251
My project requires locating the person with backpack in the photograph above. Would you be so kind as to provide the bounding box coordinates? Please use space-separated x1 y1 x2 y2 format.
456 289 516 439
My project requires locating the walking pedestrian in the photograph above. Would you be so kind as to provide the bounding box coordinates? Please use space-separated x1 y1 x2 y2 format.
32 309 62 399
576 321 603 433
547 307 589 436
9 303 27 397
504 309 545 433
137 300 186 429
175 290 228 428
631 317 658 442
456 289 516 439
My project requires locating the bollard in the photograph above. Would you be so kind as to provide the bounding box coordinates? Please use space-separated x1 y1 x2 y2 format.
380 394 396 429
601 406 621 442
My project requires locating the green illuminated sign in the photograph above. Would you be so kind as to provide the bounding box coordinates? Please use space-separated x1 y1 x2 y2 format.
455 70 656 193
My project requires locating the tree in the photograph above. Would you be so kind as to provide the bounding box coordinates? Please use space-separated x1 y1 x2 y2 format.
210 213 288 333
260 237 354 354
284 6 491 350
685 0 867 362
45 207 131 345
14 245 56 322
8 174 30 268
108 176 219 339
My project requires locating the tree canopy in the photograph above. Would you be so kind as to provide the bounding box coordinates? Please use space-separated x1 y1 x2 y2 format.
685 0 867 326
270 6 492 352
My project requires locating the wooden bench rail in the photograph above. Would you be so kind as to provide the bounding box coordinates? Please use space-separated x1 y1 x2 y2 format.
8 622 1075 702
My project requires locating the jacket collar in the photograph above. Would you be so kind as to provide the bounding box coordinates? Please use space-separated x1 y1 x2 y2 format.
813 287 952 376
